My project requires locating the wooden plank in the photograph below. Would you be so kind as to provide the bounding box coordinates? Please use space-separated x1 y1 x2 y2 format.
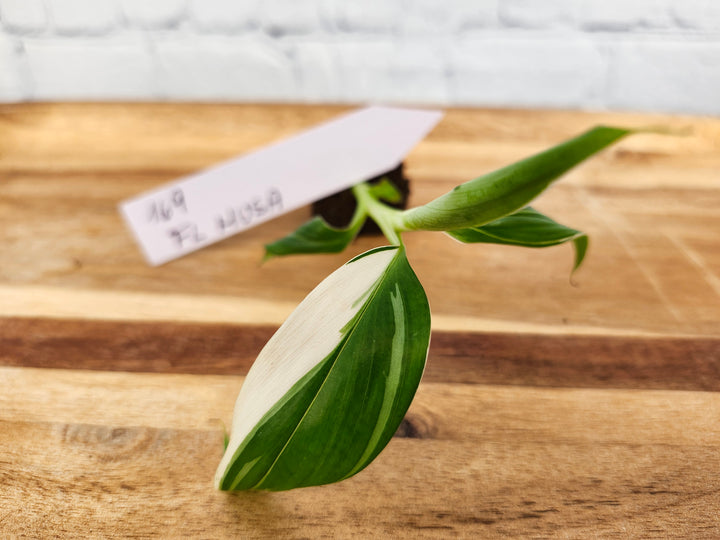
1 104 718 537
1 317 719 391
1 104 719 337
1 366 719 538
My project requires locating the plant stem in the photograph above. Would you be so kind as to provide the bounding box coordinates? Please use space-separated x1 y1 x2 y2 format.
352 182 405 246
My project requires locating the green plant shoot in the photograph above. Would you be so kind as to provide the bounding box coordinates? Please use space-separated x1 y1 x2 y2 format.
216 125 636 492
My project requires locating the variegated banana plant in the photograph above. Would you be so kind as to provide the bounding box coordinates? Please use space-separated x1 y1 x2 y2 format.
216 126 634 491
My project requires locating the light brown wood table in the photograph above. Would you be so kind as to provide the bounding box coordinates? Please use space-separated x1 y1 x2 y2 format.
1 104 719 538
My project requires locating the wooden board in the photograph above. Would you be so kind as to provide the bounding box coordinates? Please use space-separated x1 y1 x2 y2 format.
1 103 719 537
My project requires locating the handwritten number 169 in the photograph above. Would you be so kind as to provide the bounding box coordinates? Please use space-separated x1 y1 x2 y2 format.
148 189 187 223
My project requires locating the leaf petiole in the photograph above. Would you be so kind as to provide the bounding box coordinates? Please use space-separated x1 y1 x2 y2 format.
351 182 405 246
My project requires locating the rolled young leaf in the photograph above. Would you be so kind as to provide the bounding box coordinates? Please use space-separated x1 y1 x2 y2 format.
447 207 589 272
367 177 404 204
401 126 630 232
216 245 431 491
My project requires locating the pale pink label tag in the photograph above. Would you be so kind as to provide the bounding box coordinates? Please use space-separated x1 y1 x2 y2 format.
119 106 443 265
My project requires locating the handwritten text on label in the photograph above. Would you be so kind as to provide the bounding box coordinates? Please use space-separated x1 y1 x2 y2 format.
119 106 443 265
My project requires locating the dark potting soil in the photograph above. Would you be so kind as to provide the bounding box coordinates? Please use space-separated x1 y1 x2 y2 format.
311 163 409 236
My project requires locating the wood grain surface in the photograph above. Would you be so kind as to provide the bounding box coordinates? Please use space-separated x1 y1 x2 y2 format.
1 103 719 538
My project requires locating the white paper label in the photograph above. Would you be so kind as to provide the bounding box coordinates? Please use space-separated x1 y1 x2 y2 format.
119 105 443 265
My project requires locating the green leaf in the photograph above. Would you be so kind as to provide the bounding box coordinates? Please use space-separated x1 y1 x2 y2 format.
367 177 403 204
447 207 589 271
401 126 630 232
264 215 364 260
216 245 431 491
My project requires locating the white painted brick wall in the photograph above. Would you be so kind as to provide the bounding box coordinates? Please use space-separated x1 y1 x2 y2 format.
48 0 119 35
0 34 25 99
24 36 155 99
260 1 322 37
500 0 576 29
155 36 296 100
607 38 720 114
119 0 186 29
401 0 498 34
188 0 260 34
448 36 605 108
326 39 449 104
293 41 341 102
0 0 719 115
671 1 720 31
0 0 47 33
577 1 676 31
328 1 403 33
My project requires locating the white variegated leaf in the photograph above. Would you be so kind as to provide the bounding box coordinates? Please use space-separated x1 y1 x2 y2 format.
215 245 430 491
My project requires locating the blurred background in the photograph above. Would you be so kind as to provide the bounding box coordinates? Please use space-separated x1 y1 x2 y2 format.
1 0 719 114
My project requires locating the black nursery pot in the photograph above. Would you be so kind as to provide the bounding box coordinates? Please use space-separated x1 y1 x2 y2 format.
311 163 410 235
